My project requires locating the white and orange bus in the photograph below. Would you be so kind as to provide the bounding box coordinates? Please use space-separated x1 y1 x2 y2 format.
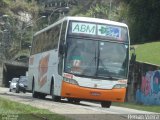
28 16 130 108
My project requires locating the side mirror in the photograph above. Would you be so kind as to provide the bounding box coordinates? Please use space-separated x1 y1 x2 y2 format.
130 47 135 53
130 46 136 64
59 44 65 55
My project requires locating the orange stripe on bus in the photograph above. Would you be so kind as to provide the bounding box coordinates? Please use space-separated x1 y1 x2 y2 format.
61 81 126 102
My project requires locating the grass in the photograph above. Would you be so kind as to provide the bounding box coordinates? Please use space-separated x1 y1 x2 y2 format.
0 97 70 120
113 102 160 113
133 41 160 66
1 96 160 118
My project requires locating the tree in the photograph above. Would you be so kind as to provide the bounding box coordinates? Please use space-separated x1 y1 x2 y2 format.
123 0 160 43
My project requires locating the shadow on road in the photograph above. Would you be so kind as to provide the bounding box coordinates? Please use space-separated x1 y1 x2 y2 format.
0 92 93 107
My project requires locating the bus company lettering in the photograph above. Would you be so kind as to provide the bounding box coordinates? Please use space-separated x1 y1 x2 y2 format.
38 54 50 88
72 22 96 35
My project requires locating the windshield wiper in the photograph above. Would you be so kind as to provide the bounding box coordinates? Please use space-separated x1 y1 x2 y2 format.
97 75 119 80
72 73 97 79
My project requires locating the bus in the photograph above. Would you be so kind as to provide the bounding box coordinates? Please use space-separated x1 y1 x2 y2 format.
28 16 130 108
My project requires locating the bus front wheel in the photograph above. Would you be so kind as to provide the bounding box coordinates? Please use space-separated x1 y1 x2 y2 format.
51 83 61 102
101 101 111 108
32 82 38 98
67 98 80 104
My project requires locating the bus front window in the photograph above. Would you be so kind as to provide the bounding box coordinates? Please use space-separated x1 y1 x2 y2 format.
65 38 97 76
97 42 129 79
64 38 129 79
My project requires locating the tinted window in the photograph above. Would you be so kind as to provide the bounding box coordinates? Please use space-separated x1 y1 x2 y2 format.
58 21 67 75
31 24 61 55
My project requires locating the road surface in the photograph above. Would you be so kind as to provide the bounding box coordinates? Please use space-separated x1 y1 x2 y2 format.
0 87 157 120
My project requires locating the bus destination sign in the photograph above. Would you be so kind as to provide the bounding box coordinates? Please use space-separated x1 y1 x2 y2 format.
71 22 122 40
72 22 96 35
98 25 121 39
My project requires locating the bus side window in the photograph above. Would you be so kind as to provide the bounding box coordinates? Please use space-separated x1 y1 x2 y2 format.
44 29 51 52
59 21 67 54
58 21 67 75
53 24 61 49
31 36 36 55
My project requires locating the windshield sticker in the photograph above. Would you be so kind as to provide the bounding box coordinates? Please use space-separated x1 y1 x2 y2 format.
98 25 121 39
125 45 128 48
100 42 104 45
72 22 96 35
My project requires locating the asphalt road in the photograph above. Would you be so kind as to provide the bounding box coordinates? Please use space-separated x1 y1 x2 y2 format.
0 87 157 120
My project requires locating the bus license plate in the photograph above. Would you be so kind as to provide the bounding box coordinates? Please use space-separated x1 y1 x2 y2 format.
90 92 101 96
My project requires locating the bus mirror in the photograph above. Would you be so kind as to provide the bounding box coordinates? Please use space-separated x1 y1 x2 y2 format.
59 44 65 54
130 47 135 52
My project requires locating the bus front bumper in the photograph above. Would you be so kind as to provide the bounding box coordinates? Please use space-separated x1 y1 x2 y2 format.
61 81 126 102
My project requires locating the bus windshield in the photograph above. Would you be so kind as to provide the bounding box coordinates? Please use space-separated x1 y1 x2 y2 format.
64 38 129 79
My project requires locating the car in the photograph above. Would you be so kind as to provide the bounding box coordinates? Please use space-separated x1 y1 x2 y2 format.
9 78 19 92
16 76 28 93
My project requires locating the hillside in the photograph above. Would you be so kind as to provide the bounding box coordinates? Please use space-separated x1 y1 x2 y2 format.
134 41 160 66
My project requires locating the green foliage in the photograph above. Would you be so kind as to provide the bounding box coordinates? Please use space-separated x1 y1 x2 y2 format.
1 0 10 6
70 0 160 44
134 41 160 66
113 102 160 113
70 0 113 19
1 0 160 60
0 0 40 60
4 0 38 14
0 97 70 120
86 4 110 19
123 0 160 43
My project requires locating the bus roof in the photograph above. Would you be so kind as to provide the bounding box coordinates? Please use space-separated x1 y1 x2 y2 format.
66 16 128 27
34 16 128 36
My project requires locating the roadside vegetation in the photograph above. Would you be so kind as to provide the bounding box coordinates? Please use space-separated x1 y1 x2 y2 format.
1 0 160 59
0 97 70 120
134 41 160 66
113 102 160 113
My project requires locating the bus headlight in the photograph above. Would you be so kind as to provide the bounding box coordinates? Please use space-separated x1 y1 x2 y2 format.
113 84 127 89
63 77 79 85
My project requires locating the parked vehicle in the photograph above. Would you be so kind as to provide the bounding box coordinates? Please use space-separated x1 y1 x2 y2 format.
16 76 28 93
9 78 19 92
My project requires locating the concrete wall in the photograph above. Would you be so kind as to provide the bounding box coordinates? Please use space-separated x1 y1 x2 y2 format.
127 61 160 105
136 69 160 105
0 61 28 87
3 63 28 87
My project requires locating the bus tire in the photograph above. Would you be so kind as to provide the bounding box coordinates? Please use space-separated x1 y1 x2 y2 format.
101 101 111 108
39 93 46 99
74 99 80 104
68 98 80 104
67 98 74 103
32 81 38 98
51 82 61 102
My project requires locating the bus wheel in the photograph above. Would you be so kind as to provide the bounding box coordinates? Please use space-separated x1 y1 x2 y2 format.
74 99 80 104
32 82 38 98
101 101 111 108
39 93 46 99
51 83 61 102
67 98 74 103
